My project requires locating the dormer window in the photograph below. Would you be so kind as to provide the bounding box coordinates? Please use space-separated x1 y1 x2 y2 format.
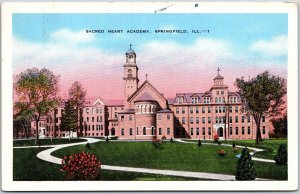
230 96 238 103
191 97 198 104
178 96 184 104
203 97 210 104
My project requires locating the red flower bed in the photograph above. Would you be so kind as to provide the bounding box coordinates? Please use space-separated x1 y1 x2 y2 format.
152 138 163 148
214 134 219 142
218 150 226 157
60 151 101 180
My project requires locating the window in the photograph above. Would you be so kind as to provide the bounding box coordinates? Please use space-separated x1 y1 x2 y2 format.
100 116 103 122
235 127 239 135
121 128 124 136
262 126 266 134
242 127 245 135
130 128 133 136
167 114 170 120
159 128 162 135
87 117 89 122
190 117 194 124
248 126 251 134
208 117 211 123
190 128 194 135
242 116 245 123
190 107 193 114
129 115 133 121
222 107 225 113
229 106 232 113
235 116 238 123
202 127 205 135
182 117 186 124
176 108 179 114
208 107 211 113
196 128 199 135
143 127 146 135
121 115 124 121
208 127 212 135
96 108 99 114
229 116 232 123
202 117 205 124
196 117 199 124
204 97 210 104
182 108 185 114
158 114 162 120
216 117 219 124
196 107 199 113
167 128 170 135
136 127 139 135
192 97 198 104
100 108 103 113
229 127 233 135
178 96 184 104
216 91 219 95
215 107 218 113
202 107 205 113
262 116 265 122
235 106 239 113
221 91 224 95
92 125 94 130
86 108 89 114
115 113 118 118
92 108 94 114
247 115 251 123
97 116 99 122
215 97 218 103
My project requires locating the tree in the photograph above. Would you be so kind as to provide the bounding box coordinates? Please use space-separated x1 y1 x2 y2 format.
15 68 60 144
235 148 256 180
13 102 33 139
271 112 287 137
61 100 78 140
68 81 86 137
236 71 286 144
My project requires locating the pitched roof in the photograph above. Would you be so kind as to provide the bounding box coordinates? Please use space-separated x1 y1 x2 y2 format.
102 99 124 106
135 92 156 102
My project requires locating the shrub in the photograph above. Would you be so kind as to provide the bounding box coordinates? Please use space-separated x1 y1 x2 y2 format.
232 147 239 153
213 134 219 143
161 135 167 140
232 143 236 148
235 148 256 180
197 139 202 147
60 151 101 180
85 142 91 149
274 144 287 165
218 141 222 146
170 137 173 142
152 138 163 149
106 136 109 142
218 150 225 157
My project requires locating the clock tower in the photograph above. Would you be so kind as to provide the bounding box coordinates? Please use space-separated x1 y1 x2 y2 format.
123 45 139 108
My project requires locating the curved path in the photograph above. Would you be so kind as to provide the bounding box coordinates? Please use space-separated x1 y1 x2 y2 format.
174 139 275 163
14 138 272 181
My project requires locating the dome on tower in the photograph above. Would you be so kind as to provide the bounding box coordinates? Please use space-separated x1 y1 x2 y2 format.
126 44 136 55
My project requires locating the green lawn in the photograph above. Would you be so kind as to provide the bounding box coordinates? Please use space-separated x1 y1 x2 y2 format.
13 147 199 181
13 138 87 147
184 138 287 160
52 141 287 180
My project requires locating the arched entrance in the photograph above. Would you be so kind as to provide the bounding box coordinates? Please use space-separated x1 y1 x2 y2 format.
217 127 224 137
111 128 115 136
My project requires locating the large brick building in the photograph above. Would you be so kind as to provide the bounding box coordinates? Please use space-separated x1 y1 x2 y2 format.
31 46 270 140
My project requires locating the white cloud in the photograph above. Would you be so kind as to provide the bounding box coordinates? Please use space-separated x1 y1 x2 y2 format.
250 35 287 57
50 28 95 45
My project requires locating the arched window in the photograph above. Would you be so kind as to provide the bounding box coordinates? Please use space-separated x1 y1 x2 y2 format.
144 105 147 113
140 105 143 113
151 127 155 135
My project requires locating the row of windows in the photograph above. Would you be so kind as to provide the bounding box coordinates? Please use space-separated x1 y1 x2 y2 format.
157 114 171 120
85 107 103 114
176 107 212 114
121 127 171 136
86 116 103 122
228 126 266 135
190 127 212 136
84 125 104 131
180 115 265 125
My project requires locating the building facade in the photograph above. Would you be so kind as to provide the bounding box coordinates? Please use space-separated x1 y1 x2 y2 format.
31 47 270 140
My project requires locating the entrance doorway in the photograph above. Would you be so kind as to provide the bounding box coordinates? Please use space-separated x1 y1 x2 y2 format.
217 127 224 137
111 128 115 136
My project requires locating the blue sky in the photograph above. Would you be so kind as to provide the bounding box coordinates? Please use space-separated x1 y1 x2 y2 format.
12 13 288 99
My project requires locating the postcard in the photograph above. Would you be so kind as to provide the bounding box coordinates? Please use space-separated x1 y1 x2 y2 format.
1 2 298 191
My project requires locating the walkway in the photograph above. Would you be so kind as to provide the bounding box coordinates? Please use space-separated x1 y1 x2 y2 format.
14 137 273 180
174 139 275 163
